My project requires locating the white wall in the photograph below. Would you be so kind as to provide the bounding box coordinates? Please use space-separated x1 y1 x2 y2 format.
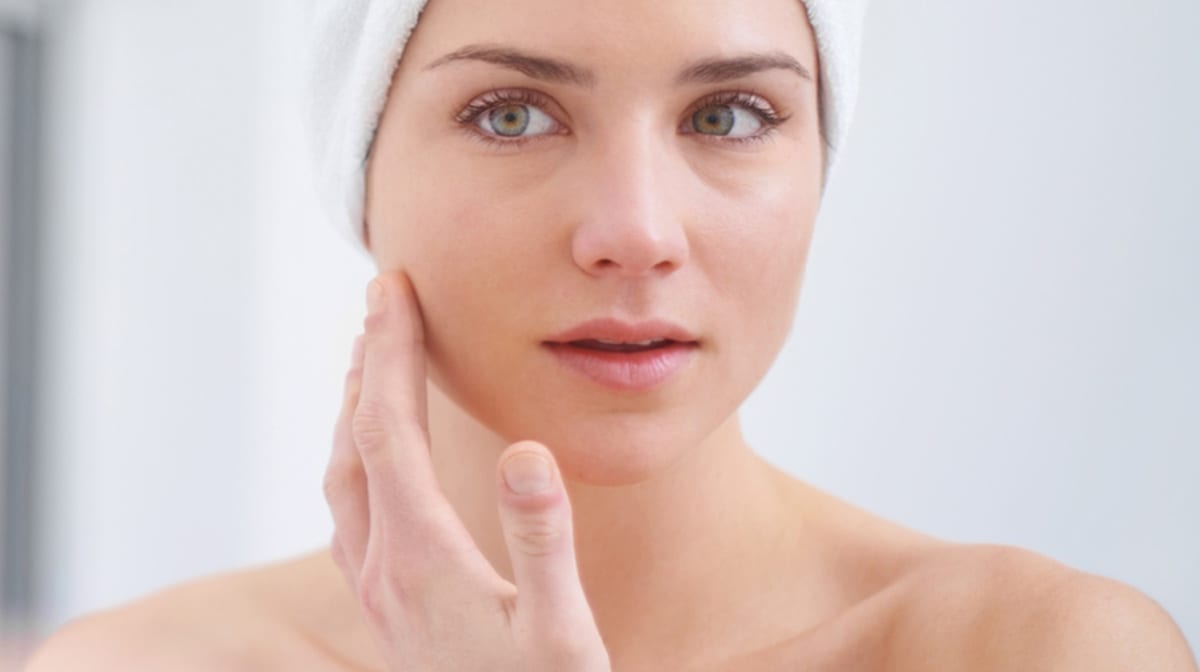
35 0 260 627
29 0 1199 652
32 0 376 640
763 0 1199 643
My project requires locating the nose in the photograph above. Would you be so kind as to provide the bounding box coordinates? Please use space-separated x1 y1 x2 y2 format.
569 128 690 278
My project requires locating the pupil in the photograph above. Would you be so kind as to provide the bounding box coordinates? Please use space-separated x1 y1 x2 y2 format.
491 104 529 137
694 105 733 135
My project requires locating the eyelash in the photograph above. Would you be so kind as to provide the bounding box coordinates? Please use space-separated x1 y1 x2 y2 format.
454 88 792 150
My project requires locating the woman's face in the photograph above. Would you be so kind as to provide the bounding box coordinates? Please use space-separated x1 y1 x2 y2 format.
365 0 823 485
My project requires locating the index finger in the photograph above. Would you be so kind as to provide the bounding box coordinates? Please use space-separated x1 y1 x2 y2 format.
353 270 482 564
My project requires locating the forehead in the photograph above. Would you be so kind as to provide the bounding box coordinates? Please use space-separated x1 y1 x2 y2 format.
397 0 818 86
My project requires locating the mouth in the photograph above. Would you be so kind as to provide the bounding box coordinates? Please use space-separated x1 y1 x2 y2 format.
541 337 699 392
554 338 687 353
543 317 701 348
541 317 701 390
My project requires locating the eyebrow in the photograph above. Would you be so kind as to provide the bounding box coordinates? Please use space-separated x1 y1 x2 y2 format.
422 43 813 88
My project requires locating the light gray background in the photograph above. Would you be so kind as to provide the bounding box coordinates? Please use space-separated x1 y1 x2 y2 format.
23 0 1199 654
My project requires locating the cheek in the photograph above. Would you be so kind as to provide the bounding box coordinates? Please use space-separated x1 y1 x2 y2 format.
401 196 547 392
713 207 815 370
753 219 812 305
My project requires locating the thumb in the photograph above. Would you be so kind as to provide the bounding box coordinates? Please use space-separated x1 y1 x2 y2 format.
496 441 591 626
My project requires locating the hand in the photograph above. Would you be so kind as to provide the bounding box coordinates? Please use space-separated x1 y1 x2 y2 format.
323 270 612 672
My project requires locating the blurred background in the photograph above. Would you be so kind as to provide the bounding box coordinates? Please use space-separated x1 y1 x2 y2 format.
1 0 1197 666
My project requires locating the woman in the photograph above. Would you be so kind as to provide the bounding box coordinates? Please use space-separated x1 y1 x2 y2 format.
27 0 1197 669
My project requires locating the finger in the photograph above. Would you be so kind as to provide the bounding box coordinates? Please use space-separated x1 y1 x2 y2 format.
324 333 370 574
497 441 596 630
354 271 480 570
330 531 354 589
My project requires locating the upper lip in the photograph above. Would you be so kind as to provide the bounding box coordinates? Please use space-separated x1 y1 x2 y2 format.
545 318 699 344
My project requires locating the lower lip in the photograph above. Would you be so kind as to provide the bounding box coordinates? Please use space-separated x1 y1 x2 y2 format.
542 341 699 391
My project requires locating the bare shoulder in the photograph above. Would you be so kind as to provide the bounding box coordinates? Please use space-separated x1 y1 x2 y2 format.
23 550 344 671
717 478 1195 671
24 577 262 671
888 543 1198 671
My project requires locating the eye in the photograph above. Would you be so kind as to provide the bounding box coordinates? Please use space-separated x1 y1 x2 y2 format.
692 105 758 135
477 101 560 138
681 91 790 146
455 89 563 148
454 88 790 149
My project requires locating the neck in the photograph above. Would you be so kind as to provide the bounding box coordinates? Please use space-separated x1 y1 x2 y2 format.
426 380 806 660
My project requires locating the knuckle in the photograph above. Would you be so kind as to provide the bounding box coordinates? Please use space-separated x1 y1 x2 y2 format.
508 519 565 558
355 580 386 628
343 367 362 391
540 626 578 652
351 410 429 459
548 641 595 666
362 310 387 333
356 553 431 635
321 475 337 503
520 625 594 665
350 400 395 451
355 557 393 625
329 537 348 570
322 466 361 503
352 397 395 427
328 541 362 587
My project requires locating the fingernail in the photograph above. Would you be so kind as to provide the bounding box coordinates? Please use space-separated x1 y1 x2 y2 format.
366 279 385 314
350 335 364 367
503 453 553 495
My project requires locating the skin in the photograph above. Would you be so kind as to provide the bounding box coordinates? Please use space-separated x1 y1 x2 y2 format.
22 0 1199 669
346 0 849 664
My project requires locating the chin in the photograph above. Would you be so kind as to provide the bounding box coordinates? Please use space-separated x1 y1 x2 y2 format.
503 399 712 487
525 416 705 487
443 374 721 487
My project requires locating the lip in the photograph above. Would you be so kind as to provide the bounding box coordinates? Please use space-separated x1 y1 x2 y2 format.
543 318 700 345
542 341 699 391
541 318 700 392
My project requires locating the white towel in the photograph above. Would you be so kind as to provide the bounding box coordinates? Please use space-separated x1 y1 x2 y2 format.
302 1 869 253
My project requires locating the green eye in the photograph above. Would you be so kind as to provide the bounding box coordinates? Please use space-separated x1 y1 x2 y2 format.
690 103 763 138
488 105 531 137
693 105 735 134
457 88 790 149
475 100 558 140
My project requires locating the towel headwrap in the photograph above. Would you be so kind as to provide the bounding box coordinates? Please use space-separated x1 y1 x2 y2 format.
303 0 869 253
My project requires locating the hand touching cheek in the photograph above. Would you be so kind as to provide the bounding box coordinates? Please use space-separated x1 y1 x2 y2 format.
323 270 611 671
